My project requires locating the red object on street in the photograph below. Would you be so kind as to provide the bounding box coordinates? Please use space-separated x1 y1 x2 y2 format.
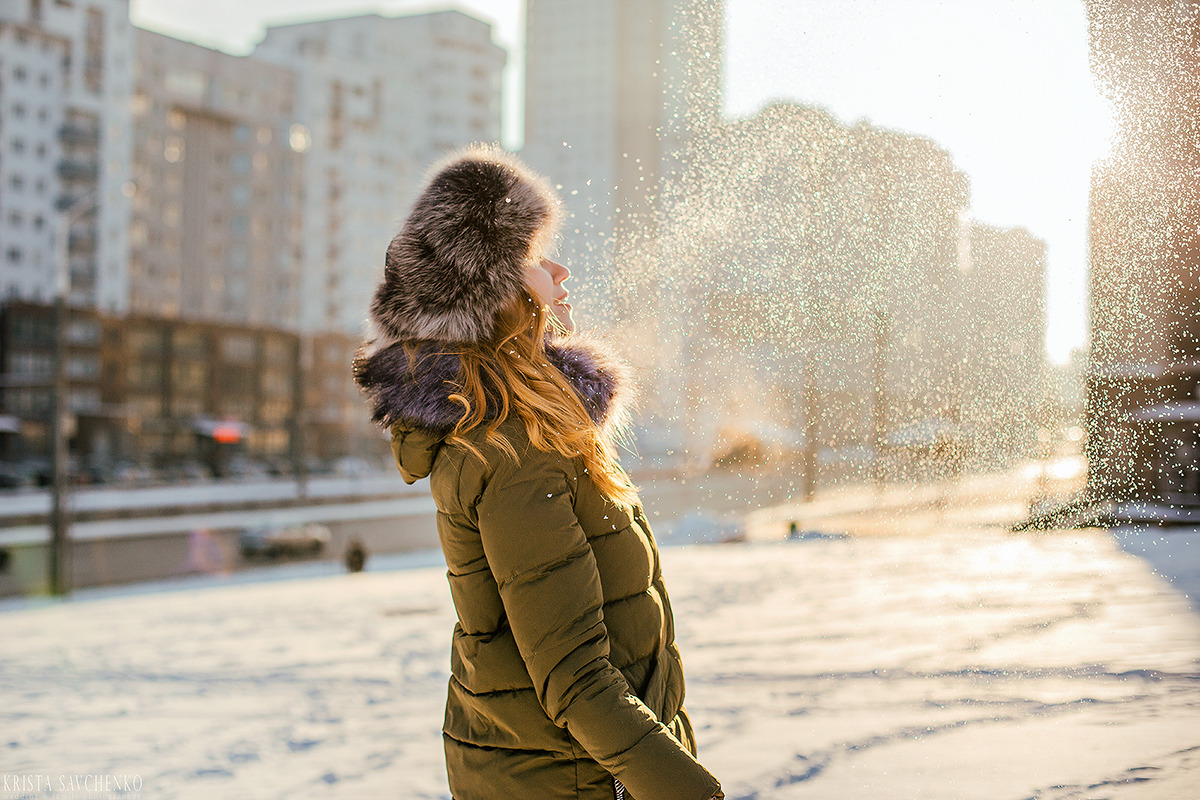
212 425 242 444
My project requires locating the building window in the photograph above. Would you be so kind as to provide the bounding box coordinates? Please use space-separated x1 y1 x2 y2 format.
173 331 207 359
13 316 54 344
67 354 101 379
12 103 26 118
14 66 27 82
174 395 203 416
222 334 256 364
6 248 21 263
128 328 165 358
9 175 24 192
11 351 52 376
7 212 21 228
127 361 163 392
12 138 26 154
69 388 101 413
67 319 101 344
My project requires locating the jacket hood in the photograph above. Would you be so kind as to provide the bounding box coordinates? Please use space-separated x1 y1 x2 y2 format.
354 332 633 440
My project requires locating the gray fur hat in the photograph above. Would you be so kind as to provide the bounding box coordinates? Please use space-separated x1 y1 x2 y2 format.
367 144 562 344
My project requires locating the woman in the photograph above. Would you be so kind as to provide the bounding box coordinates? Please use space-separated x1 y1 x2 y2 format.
354 145 723 800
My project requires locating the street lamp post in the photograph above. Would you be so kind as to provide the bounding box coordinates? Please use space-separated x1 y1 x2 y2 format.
291 335 310 501
49 191 97 595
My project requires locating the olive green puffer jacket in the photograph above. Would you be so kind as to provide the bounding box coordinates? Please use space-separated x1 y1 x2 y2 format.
366 337 721 800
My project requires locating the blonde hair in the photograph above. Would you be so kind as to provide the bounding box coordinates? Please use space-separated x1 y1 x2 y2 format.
419 291 637 507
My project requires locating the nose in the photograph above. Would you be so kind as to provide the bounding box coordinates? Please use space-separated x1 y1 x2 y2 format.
544 258 570 284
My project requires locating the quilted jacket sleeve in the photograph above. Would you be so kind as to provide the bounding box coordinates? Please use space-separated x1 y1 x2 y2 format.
475 447 721 800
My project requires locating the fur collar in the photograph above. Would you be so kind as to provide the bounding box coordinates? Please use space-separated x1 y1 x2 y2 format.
353 334 632 437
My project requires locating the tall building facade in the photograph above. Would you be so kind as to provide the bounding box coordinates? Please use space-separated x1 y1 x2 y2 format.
0 13 68 304
0 0 133 312
625 102 987 471
130 29 304 329
1086 0 1200 502
957 222 1049 461
522 0 723 321
255 11 505 335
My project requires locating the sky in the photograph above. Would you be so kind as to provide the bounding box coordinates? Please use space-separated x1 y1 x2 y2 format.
129 0 1111 365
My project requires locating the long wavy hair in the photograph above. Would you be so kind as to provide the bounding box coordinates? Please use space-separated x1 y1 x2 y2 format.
411 291 637 508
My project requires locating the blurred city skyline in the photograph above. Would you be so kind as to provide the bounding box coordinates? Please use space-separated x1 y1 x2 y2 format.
129 0 1108 365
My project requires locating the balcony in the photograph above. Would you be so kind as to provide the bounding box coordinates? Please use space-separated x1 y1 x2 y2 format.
58 122 101 147
57 157 99 183
55 192 96 212
68 231 97 254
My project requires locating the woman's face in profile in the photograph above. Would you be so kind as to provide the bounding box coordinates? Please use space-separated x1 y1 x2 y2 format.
527 257 575 332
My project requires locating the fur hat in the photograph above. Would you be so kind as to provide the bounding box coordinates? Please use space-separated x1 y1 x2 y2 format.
367 144 562 344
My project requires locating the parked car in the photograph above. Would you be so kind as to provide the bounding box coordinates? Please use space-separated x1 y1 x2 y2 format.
238 523 331 559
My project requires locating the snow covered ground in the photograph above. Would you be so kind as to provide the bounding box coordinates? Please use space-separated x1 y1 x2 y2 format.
2 528 1199 800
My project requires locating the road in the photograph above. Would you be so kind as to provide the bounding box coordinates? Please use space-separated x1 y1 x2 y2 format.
2 462 1197 799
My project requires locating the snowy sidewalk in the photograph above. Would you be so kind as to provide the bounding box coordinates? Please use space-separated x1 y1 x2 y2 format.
2 531 1199 799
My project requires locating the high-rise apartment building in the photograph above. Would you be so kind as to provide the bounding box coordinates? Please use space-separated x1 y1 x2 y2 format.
0 14 67 304
0 0 133 312
254 11 505 335
957 222 1048 460
129 29 303 329
614 102 1036 473
522 0 723 319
